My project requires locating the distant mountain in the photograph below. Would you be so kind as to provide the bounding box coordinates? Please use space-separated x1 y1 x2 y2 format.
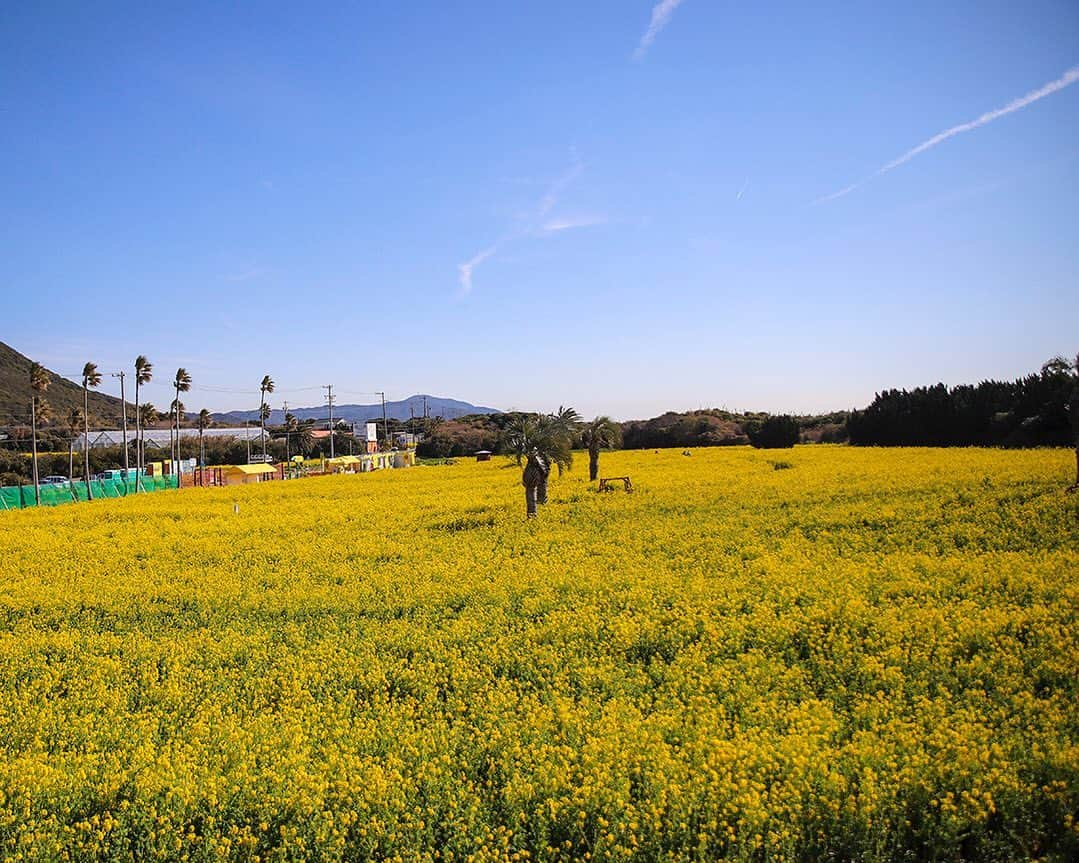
0 341 131 426
212 395 501 426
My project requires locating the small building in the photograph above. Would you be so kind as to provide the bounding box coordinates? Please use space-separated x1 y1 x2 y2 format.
222 464 277 485
326 455 362 474
475 450 492 462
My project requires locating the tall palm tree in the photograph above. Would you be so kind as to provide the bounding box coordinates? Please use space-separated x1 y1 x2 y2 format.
259 403 272 458
171 399 186 461
133 355 153 484
581 416 622 482
82 362 102 499
197 409 211 478
66 406 85 485
29 362 50 506
284 410 298 462
1069 352 1079 492
172 368 192 465
259 375 275 459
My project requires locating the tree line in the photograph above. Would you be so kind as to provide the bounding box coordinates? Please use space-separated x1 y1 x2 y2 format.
847 357 1076 448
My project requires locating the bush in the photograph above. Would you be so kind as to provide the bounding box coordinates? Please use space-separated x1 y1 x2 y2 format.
746 415 800 449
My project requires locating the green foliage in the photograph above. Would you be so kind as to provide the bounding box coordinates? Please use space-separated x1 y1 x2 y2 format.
746 415 800 449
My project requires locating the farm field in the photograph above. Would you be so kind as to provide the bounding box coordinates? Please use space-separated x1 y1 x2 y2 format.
0 446 1076 862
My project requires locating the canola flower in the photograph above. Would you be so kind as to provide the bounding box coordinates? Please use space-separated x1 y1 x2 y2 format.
0 446 1075 862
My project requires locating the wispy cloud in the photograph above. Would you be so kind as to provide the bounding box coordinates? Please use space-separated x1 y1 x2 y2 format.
541 214 607 233
457 246 497 297
634 0 687 60
456 154 586 297
819 64 1079 202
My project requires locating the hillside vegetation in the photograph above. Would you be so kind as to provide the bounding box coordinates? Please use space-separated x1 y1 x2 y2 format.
0 341 128 426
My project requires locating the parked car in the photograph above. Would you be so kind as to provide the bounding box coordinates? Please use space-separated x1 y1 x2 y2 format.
41 476 69 485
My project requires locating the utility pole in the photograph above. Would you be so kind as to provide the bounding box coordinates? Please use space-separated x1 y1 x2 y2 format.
323 384 335 458
111 371 129 475
379 391 388 451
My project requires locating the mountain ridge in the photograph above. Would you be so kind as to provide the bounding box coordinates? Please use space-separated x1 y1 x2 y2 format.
212 395 501 426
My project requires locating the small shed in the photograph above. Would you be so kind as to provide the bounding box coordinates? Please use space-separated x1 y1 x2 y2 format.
223 464 277 485
327 455 362 474
475 450 493 462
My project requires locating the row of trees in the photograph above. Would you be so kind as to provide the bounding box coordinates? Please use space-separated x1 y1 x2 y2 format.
23 355 223 504
847 356 1078 449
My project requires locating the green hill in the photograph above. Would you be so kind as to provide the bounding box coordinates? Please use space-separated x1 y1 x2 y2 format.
0 341 130 427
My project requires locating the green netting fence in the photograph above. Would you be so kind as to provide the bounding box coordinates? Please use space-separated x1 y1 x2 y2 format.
0 476 180 510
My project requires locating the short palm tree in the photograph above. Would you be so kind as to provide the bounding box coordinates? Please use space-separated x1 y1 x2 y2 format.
293 420 314 458
29 362 50 506
66 406 85 485
133 355 153 483
172 368 192 464
259 375 275 459
138 403 159 460
82 362 102 499
197 408 211 472
581 416 622 481
508 411 577 517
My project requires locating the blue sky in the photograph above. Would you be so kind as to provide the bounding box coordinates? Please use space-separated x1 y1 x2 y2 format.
2 1 1077 419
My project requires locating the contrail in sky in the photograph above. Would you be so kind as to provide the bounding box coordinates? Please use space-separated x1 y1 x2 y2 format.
634 0 687 60
819 65 1079 202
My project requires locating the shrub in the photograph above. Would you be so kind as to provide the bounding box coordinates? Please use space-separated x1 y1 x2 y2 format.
746 415 800 449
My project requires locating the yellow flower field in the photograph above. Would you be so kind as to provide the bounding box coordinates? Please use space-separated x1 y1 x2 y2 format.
0 446 1076 862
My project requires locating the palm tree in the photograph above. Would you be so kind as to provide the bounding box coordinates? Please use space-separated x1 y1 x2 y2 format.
1068 352 1079 492
259 375 275 459
508 413 576 517
581 416 622 482
197 409 211 478
293 420 314 458
284 411 298 462
172 368 192 465
29 362 50 506
66 406 85 485
171 399 186 461
82 362 102 499
138 403 159 461
259 403 272 459
133 355 153 484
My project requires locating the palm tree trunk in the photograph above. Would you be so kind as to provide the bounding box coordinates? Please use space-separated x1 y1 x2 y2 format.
524 484 538 518
134 380 141 489
69 438 74 482
31 399 40 507
260 396 267 459
589 448 600 482
83 385 93 500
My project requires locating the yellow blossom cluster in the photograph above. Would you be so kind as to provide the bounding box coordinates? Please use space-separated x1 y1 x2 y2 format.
0 446 1075 862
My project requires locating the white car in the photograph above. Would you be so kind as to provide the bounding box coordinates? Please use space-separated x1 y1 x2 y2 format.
42 476 69 485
